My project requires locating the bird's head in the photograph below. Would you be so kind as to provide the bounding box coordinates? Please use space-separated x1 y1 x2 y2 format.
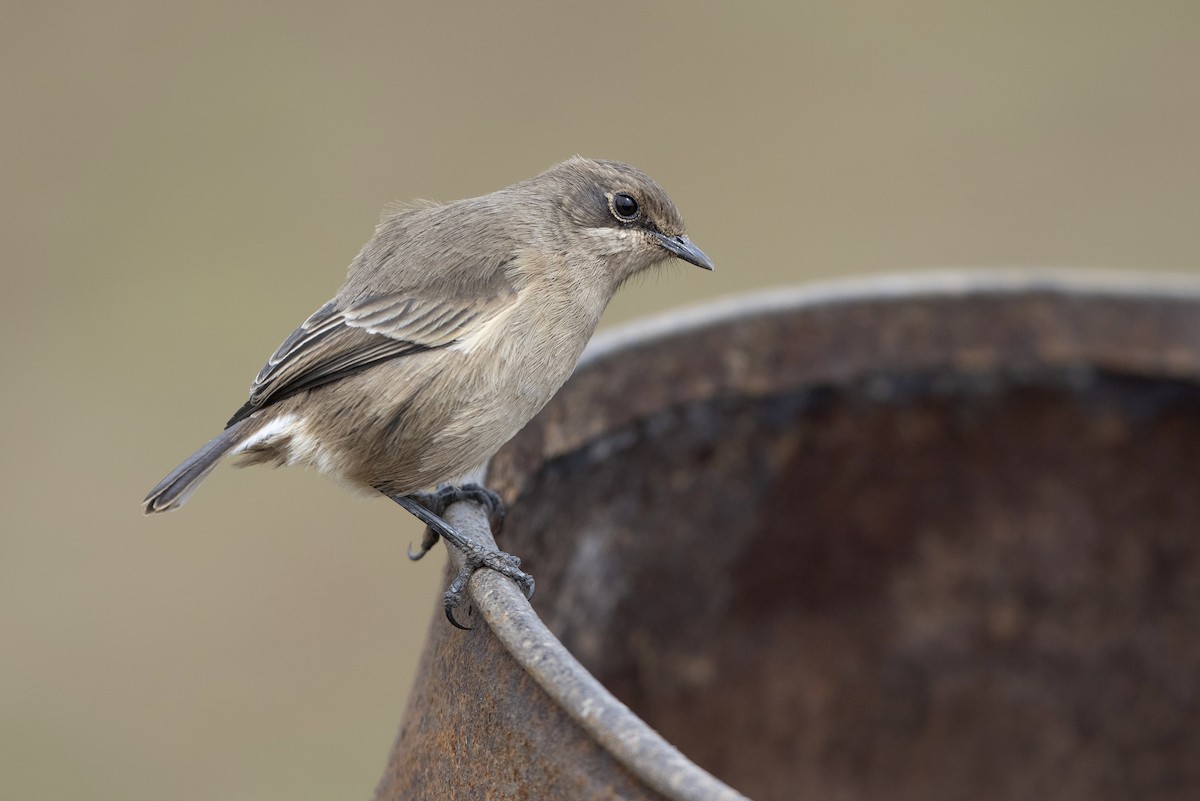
526 157 714 283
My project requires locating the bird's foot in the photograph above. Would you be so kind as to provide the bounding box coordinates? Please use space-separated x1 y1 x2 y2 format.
383 485 532 630
406 483 505 561
442 542 535 630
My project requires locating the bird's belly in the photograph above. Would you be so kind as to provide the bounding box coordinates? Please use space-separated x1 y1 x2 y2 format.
286 356 570 495
249 317 591 496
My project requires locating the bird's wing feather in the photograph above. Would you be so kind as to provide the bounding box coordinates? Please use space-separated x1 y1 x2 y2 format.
226 271 516 427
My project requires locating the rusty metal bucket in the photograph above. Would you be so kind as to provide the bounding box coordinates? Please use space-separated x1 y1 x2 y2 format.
375 272 1200 800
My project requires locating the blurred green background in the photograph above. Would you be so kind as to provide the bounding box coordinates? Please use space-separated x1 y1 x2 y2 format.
3 2 1199 799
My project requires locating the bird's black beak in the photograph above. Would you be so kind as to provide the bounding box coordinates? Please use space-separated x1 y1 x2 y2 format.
653 232 715 271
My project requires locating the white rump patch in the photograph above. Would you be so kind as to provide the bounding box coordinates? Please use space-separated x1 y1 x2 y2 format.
233 414 301 453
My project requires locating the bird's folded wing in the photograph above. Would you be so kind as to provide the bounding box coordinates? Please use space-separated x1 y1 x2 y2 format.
226 285 515 427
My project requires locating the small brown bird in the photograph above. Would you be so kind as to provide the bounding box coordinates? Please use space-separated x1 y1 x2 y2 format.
143 157 713 624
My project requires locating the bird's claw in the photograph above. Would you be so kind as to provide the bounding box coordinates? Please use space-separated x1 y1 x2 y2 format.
407 525 441 561
386 484 530 630
442 542 535 630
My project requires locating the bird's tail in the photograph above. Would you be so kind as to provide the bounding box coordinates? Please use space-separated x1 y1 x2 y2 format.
143 420 251 514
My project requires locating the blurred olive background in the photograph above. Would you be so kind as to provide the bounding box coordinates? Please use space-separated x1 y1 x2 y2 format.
3 2 1199 799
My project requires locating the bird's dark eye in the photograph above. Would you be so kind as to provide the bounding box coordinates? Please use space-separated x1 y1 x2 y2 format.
611 192 639 221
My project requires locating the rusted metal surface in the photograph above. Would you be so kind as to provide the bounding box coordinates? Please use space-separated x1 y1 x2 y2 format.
374 501 744 801
378 272 1200 801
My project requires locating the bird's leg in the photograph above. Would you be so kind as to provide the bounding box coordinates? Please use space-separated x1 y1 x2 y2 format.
404 483 506 560
382 487 532 629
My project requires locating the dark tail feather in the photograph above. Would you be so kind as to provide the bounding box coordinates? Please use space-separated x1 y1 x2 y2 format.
143 420 251 514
